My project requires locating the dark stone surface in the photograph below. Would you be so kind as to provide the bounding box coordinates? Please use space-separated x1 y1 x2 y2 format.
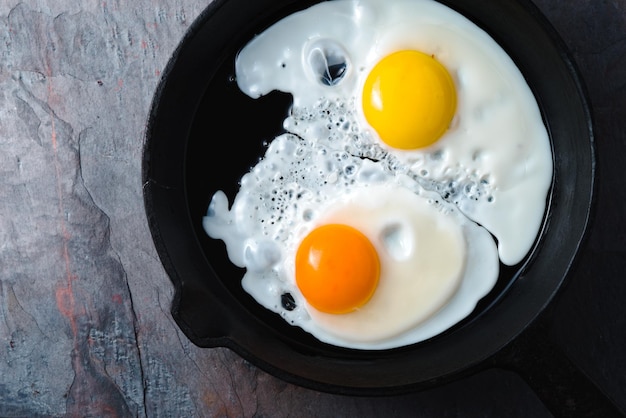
0 0 624 416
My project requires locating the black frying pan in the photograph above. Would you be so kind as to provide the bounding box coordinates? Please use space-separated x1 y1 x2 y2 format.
142 0 620 415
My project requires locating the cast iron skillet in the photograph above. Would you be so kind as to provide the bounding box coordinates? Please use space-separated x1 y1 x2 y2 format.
142 0 619 415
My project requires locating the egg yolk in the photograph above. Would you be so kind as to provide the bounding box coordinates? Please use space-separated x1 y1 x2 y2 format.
295 224 380 314
362 50 457 150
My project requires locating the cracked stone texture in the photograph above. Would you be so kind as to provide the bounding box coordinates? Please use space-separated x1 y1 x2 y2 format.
0 0 624 417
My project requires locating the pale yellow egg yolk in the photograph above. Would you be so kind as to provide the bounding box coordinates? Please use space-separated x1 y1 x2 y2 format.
295 224 380 314
362 50 457 150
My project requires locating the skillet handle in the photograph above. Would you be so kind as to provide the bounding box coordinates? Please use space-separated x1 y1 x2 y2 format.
489 313 623 418
171 280 232 346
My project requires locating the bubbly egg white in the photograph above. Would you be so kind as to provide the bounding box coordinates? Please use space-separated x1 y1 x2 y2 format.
204 0 553 349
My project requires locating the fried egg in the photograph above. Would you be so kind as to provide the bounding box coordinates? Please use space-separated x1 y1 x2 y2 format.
290 185 499 347
204 135 498 348
203 0 553 349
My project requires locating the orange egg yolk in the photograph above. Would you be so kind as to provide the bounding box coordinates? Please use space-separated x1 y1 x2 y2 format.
362 50 457 150
295 224 380 314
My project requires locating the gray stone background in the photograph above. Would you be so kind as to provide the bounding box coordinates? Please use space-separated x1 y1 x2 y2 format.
1 0 624 416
